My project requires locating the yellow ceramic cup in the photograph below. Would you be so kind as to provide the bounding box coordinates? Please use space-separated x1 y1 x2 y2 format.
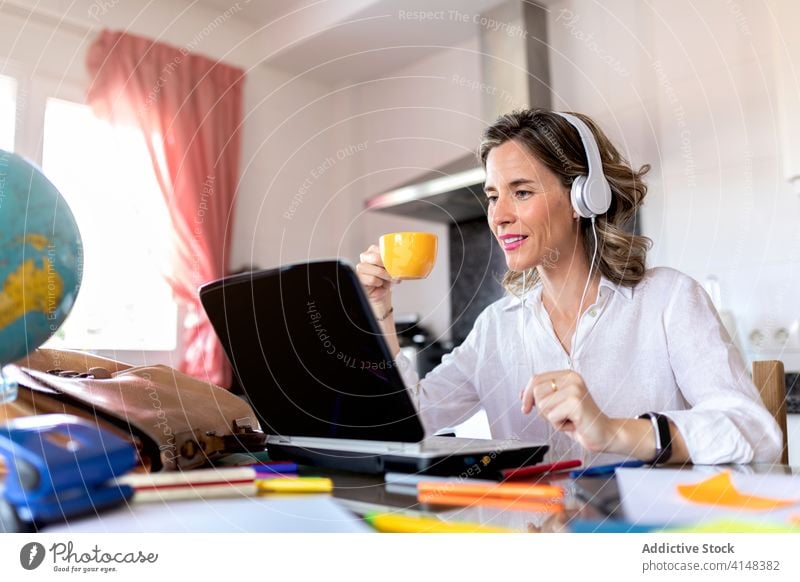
379 232 438 280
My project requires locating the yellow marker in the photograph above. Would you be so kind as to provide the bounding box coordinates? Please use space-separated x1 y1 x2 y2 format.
364 512 515 533
663 519 800 533
256 477 333 494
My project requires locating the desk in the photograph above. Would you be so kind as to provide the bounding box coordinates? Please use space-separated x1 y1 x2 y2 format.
319 463 800 533
8 463 798 533
45 466 586 533
312 468 574 532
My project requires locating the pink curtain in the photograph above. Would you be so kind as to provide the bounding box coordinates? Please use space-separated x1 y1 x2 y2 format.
86 30 244 388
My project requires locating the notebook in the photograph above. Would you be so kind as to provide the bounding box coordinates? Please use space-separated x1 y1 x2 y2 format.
199 260 547 476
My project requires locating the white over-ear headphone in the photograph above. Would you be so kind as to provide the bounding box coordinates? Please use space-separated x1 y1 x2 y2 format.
552 112 612 219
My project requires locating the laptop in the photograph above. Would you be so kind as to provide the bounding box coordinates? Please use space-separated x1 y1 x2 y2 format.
199 260 547 476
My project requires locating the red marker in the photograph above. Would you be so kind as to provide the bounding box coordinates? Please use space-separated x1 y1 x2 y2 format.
501 459 582 480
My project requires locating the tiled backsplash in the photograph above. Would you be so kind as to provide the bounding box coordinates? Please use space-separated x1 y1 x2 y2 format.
786 374 800 414
448 218 507 346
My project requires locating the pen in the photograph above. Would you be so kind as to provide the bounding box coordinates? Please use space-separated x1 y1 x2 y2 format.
256 477 334 494
417 481 565 500
569 460 645 478
364 511 515 533
501 459 582 480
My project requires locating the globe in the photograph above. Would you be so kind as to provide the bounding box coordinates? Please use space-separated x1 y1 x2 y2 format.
0 149 83 367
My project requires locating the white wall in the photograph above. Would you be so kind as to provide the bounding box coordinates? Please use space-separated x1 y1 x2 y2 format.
229 65 350 271
329 37 486 342
547 0 800 369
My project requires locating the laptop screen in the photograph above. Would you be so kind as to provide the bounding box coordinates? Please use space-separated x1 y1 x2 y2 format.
199 260 425 442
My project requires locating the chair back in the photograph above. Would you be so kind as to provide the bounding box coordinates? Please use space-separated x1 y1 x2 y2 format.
752 360 788 464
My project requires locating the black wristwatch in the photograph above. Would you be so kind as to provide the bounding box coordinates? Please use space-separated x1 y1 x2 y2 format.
638 412 673 465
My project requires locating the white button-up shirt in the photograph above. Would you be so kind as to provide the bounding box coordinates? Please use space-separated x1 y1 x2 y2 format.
396 267 782 465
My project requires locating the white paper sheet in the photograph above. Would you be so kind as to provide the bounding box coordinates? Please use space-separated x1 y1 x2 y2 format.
615 467 800 528
44 495 371 533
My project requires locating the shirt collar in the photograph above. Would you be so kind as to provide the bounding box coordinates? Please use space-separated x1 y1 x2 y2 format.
599 274 633 300
501 273 633 311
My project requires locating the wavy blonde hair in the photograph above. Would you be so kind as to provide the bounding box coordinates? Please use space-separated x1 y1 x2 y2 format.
479 109 652 296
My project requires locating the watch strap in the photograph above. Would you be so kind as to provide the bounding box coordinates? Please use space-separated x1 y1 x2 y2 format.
638 412 673 465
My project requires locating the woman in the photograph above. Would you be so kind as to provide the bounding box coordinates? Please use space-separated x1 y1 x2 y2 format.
356 109 781 465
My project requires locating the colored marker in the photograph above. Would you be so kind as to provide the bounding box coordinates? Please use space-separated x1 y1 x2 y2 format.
256 477 333 494
417 492 561 513
569 519 657 533
663 519 800 533
364 512 515 533
502 459 582 480
417 481 564 501
253 463 299 475
570 460 645 478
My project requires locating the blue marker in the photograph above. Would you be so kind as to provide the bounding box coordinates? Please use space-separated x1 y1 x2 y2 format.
253 463 299 475
569 459 645 478
569 519 656 533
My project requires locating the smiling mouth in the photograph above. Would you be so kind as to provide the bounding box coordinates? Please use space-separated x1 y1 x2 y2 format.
500 235 528 251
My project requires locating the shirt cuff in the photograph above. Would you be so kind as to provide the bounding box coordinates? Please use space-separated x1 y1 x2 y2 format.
394 351 420 387
663 410 755 464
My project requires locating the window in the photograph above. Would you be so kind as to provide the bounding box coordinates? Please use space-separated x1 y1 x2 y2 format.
41 98 177 350
0 75 16 151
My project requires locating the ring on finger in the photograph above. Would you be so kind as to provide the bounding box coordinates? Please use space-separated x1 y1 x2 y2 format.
550 379 558 393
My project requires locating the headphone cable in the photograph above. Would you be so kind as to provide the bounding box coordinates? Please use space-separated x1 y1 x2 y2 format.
571 216 598 370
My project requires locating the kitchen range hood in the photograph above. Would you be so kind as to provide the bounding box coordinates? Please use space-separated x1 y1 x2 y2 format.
364 155 487 223
365 0 551 223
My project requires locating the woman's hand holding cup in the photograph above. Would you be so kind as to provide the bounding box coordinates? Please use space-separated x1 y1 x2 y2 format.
356 244 398 319
357 232 437 322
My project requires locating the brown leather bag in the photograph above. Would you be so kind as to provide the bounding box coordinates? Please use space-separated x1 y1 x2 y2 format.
1 349 265 471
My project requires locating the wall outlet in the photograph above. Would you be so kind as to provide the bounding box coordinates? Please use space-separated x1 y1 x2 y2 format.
748 321 800 352
746 321 800 371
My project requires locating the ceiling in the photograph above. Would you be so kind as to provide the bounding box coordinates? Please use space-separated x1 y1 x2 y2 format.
198 0 322 25
197 0 527 82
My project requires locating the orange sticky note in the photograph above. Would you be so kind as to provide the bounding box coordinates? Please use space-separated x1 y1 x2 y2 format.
677 471 798 511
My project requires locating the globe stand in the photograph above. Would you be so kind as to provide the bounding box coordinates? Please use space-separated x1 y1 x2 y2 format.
0 370 17 404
